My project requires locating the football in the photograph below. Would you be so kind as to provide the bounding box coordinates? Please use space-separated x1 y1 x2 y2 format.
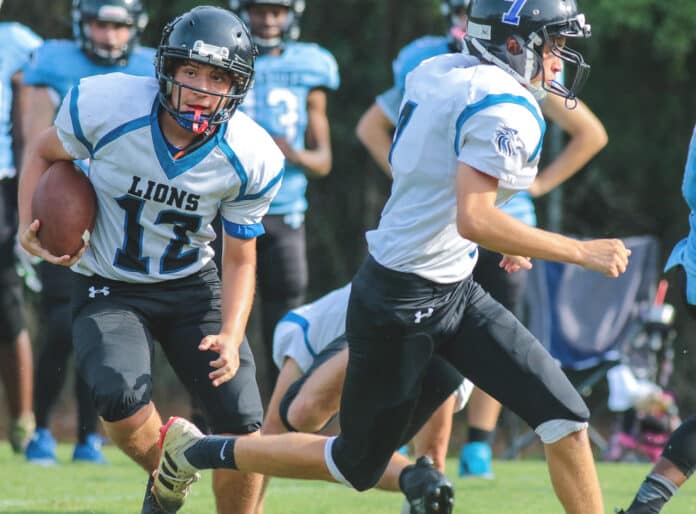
31 160 97 257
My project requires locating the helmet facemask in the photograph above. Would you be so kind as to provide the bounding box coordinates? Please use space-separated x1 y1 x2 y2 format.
230 0 305 54
72 0 148 65
158 53 254 136
466 8 591 103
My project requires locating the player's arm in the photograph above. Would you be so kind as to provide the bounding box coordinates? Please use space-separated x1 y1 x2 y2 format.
277 87 332 178
17 126 83 265
199 233 257 387
455 163 629 277
529 96 608 197
355 102 394 178
19 86 57 168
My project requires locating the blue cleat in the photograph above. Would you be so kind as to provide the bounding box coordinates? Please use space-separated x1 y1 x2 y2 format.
458 441 494 479
25 428 57 465
73 433 108 464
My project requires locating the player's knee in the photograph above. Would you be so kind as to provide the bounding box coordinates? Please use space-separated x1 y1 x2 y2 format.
326 437 391 492
92 380 150 423
535 419 589 445
288 395 335 433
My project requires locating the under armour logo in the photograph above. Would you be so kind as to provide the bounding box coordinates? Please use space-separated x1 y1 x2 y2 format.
414 308 434 324
88 286 111 298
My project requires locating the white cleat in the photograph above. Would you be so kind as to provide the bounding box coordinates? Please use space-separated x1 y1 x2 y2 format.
152 417 203 512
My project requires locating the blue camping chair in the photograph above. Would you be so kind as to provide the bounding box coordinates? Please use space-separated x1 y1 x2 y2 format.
503 235 662 458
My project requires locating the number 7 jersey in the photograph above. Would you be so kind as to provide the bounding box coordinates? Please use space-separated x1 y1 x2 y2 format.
54 73 284 283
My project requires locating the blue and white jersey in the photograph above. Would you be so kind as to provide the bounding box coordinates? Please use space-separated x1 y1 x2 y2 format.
367 54 545 284
272 283 351 372
665 124 696 304
23 39 155 101
0 23 42 180
377 36 537 227
240 41 339 215
54 73 284 283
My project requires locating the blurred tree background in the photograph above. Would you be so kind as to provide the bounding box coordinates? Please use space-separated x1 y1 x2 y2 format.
2 0 696 414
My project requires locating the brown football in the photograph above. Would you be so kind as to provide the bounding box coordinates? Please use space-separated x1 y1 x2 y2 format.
31 160 97 257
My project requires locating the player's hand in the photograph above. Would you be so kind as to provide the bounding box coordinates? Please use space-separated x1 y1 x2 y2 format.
272 136 301 165
18 219 87 267
499 254 533 273
199 334 241 387
579 239 631 278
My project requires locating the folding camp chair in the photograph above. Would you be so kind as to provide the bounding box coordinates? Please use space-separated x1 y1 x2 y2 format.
503 235 662 458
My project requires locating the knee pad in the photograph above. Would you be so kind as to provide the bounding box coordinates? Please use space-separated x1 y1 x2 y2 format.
325 437 389 492
92 380 150 423
661 415 696 477
535 419 589 444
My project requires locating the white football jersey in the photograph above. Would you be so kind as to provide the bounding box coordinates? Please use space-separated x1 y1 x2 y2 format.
272 283 351 372
54 73 284 283
367 53 546 284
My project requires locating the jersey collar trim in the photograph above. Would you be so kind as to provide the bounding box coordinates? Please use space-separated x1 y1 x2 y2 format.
150 98 227 180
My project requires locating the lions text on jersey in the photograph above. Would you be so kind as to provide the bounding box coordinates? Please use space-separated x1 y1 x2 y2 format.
240 41 339 216
53 73 284 283
272 283 351 372
22 39 155 102
367 53 546 284
0 23 42 180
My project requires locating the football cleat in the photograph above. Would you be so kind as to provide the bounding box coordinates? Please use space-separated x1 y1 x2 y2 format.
614 500 666 514
25 427 56 465
400 456 454 514
152 417 202 512
73 433 108 464
458 441 494 479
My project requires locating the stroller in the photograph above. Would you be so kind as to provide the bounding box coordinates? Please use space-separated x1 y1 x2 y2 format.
604 279 680 463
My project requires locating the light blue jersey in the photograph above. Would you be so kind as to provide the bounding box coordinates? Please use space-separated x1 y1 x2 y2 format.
376 35 536 227
23 39 155 100
0 23 42 179
665 125 696 304
240 42 339 215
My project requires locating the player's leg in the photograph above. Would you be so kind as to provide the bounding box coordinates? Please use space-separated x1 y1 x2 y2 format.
255 357 303 514
462 247 529 477
26 279 71 463
161 264 264 514
412 394 455 473
256 214 308 391
441 278 602 514
72 274 162 472
281 337 347 433
0 240 35 454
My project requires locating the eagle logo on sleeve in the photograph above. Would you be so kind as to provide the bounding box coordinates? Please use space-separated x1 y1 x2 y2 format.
494 126 524 158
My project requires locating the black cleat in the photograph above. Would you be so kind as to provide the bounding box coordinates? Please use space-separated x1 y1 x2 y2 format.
141 476 171 514
614 499 666 514
399 456 454 514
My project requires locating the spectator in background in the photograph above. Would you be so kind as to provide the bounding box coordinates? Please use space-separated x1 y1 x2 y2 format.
618 125 696 514
355 0 608 479
0 4 42 455
21 0 154 465
227 0 339 395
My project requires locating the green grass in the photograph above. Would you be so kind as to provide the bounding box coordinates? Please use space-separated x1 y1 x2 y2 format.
1 445 695 513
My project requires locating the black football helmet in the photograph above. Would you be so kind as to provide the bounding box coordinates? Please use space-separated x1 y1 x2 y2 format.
441 0 470 51
72 0 148 65
465 0 591 101
155 6 256 136
228 0 305 54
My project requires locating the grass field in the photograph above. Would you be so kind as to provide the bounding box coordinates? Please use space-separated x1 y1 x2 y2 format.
1 445 695 514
